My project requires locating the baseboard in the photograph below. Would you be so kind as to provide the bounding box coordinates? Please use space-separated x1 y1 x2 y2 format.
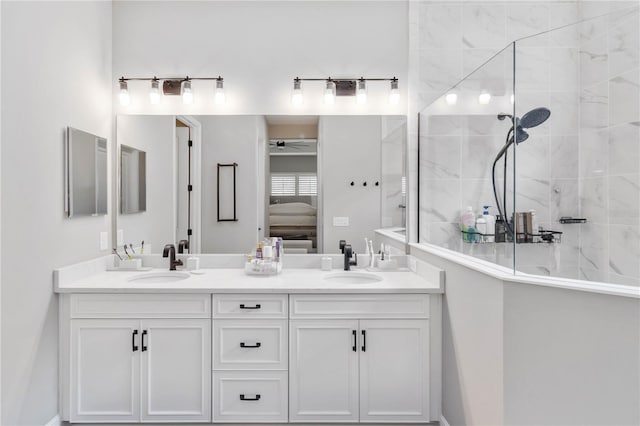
44 414 61 426
440 415 451 426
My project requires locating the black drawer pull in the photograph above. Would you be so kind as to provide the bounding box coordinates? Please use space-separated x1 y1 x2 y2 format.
352 330 357 352
361 329 366 352
141 330 148 352
240 394 261 401
132 330 139 352
240 342 261 348
240 304 261 310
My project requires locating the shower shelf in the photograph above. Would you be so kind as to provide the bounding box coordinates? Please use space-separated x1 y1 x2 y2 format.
460 229 562 244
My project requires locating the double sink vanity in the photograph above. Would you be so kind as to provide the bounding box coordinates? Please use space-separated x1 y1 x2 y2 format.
54 253 444 424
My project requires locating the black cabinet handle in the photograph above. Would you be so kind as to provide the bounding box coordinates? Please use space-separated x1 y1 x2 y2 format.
141 330 148 352
240 394 261 401
240 342 261 348
361 330 366 352
352 330 357 352
239 304 261 310
132 330 139 352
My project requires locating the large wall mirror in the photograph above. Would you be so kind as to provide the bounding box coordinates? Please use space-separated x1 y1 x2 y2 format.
65 127 108 218
115 115 406 254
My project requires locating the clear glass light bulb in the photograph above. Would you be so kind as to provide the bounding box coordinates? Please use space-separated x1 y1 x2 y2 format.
356 79 367 105
182 80 193 104
149 80 160 105
445 93 457 105
324 80 336 105
291 79 303 106
389 79 400 105
214 78 225 104
478 91 491 105
119 81 130 106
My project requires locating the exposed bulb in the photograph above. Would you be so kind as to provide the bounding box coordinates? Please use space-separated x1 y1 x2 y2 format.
119 80 130 106
291 79 303 106
324 80 336 105
214 77 225 104
149 79 161 105
478 91 491 105
182 80 193 104
389 78 400 105
445 92 457 105
356 79 367 105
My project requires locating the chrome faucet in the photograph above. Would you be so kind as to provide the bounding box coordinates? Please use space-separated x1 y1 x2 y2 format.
343 244 357 271
178 239 189 254
162 244 183 271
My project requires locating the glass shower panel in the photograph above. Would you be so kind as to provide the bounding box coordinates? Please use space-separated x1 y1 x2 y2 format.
513 4 640 283
418 44 516 270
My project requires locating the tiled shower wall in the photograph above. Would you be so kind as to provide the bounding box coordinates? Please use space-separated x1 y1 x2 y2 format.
578 3 640 285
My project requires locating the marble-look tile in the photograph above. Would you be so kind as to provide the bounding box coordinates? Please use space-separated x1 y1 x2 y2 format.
514 47 550 92
579 129 609 178
506 2 549 46
461 136 504 179
515 178 551 223
580 222 609 272
580 177 609 224
609 224 640 278
549 2 580 48
420 135 461 179
580 34 608 88
549 92 579 135
609 70 640 127
462 3 507 49
609 123 640 175
580 3 609 42
423 115 463 136
420 178 461 223
608 174 640 225
609 272 640 287
466 114 507 136
516 133 550 180
462 48 507 92
419 49 462 92
579 266 608 283
609 11 640 77
550 178 580 220
550 135 579 179
549 48 580 92
427 222 462 251
419 1 462 49
460 178 496 215
580 82 609 130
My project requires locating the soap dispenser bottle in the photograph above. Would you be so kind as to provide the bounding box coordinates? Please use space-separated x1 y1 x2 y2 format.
461 206 476 242
482 206 496 243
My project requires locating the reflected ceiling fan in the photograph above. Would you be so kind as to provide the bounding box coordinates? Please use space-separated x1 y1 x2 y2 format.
268 139 315 151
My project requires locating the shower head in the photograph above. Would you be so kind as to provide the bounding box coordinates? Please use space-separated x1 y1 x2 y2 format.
519 107 550 129
514 127 529 144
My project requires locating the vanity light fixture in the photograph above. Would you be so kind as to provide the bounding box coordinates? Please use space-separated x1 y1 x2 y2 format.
356 78 367 105
182 79 193 104
324 79 336 105
214 77 225 104
149 78 161 105
445 92 458 105
117 75 225 105
290 76 400 105
478 91 492 105
119 79 130 106
291 78 303 106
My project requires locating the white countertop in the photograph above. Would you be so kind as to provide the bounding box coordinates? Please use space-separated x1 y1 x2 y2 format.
54 267 443 294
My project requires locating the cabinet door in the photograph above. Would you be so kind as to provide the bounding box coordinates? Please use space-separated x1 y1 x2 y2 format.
70 319 140 423
289 320 359 422
359 319 430 422
140 319 211 422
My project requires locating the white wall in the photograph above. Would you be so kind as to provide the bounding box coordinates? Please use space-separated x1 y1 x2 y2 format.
0 2 112 424
117 115 175 252
200 116 259 252
320 116 381 254
112 1 408 116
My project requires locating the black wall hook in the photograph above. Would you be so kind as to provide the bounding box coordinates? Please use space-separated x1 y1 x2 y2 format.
375 181 379 186
363 182 367 186
350 181 354 186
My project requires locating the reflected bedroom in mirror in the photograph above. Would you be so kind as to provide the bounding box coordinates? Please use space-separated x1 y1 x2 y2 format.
115 115 406 255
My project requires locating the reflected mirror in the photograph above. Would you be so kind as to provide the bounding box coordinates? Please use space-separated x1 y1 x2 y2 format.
115 115 406 254
120 145 147 214
65 127 108 217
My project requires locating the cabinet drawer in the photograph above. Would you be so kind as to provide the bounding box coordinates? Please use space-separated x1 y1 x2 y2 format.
290 294 430 319
213 320 287 370
213 371 288 423
212 294 287 319
70 294 211 318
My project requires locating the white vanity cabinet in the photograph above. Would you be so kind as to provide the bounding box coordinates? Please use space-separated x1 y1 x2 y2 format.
60 294 211 423
289 294 432 423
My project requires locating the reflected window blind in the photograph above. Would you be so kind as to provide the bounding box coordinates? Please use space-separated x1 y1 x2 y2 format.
298 175 317 196
271 175 296 196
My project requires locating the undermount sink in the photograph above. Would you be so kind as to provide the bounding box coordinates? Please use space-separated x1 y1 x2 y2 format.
322 271 383 284
128 271 190 283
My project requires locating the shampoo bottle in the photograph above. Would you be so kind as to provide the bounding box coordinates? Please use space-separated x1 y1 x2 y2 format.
482 206 496 243
461 206 476 242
